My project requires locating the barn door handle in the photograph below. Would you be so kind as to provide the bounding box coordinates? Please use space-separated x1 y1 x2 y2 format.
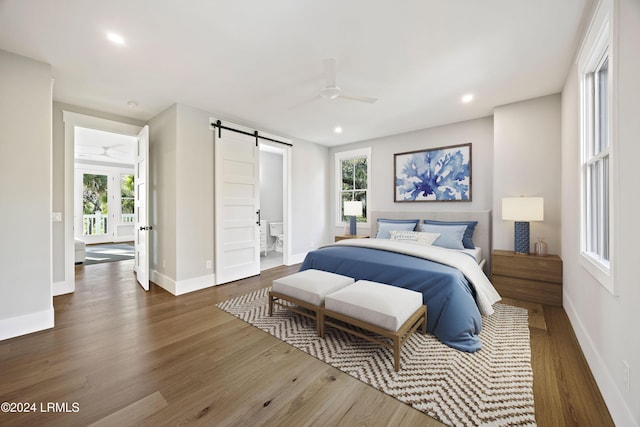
139 226 153 231
256 209 261 225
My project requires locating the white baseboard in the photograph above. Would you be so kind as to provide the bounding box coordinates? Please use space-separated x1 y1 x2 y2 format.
288 251 308 265
151 270 216 296
0 307 54 341
563 294 637 427
52 279 74 296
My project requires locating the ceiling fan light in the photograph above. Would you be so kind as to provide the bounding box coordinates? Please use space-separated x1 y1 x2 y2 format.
321 86 342 100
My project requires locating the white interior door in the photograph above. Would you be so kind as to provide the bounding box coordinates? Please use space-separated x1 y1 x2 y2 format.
134 125 150 291
215 130 260 284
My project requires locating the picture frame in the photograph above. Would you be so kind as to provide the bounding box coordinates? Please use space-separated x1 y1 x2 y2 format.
394 143 472 202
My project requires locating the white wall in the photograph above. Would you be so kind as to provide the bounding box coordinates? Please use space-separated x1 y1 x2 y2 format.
282 133 330 259
493 94 562 255
148 104 178 290
329 116 495 237
0 50 53 340
260 151 284 223
175 104 215 286
561 0 640 425
260 150 284 247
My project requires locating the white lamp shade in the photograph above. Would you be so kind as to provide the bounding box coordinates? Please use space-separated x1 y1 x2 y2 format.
344 200 363 216
502 197 544 221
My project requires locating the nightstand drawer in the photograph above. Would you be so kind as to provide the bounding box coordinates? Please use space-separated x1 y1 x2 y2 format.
492 251 562 284
493 275 562 306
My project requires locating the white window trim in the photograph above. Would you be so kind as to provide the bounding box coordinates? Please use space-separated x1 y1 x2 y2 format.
577 0 618 295
335 147 371 227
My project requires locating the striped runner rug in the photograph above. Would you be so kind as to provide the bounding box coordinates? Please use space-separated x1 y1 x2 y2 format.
217 288 536 426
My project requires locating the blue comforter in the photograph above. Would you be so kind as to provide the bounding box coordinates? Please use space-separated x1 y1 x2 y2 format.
299 245 483 351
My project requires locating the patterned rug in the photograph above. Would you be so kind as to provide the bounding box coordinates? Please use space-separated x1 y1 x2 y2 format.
217 288 536 427
83 243 134 265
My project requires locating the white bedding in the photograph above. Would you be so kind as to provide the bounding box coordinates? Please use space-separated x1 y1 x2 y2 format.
329 238 501 315
462 247 482 264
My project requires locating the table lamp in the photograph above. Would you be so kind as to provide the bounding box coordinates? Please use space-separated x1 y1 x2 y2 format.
343 201 363 236
502 197 544 255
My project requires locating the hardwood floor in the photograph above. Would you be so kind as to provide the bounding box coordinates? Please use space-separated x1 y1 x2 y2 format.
0 260 613 426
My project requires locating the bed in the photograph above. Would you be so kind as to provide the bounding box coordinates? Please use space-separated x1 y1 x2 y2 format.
299 210 501 352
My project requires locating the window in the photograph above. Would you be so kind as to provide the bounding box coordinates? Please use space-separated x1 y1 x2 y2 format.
82 173 109 236
121 174 135 224
335 148 371 224
578 0 614 293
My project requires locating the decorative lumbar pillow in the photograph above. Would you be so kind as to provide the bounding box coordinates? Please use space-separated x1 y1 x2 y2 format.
389 230 418 241
417 223 467 250
389 230 440 246
375 219 419 239
415 231 441 246
422 220 478 249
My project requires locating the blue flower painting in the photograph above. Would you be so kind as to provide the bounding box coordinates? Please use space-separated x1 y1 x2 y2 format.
394 143 471 202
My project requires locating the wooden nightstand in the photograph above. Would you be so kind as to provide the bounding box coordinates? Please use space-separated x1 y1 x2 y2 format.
335 235 369 242
491 249 562 306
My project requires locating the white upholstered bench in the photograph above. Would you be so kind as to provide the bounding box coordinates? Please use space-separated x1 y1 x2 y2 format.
268 269 355 335
321 280 427 372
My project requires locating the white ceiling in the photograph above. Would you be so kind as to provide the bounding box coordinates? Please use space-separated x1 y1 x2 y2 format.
74 127 136 165
0 0 591 146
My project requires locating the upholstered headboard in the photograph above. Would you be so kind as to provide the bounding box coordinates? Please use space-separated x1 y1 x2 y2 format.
369 210 492 273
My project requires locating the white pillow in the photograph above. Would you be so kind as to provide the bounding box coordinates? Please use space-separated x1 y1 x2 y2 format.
389 230 440 246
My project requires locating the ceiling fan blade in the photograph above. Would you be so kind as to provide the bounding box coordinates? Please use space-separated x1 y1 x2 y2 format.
337 93 378 104
323 58 337 88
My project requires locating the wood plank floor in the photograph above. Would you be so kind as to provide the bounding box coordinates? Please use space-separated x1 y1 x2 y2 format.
0 260 613 426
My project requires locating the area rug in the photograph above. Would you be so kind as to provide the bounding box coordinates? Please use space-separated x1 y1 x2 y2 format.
217 287 536 427
84 243 134 265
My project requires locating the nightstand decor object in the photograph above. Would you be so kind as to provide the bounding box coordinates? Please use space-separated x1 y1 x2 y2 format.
502 197 544 255
344 201 363 236
534 237 548 256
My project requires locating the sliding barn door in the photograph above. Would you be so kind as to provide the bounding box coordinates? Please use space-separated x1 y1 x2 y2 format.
215 130 261 284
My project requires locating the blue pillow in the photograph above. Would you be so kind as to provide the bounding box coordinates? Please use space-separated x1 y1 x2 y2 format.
376 219 419 239
417 223 466 250
422 220 478 249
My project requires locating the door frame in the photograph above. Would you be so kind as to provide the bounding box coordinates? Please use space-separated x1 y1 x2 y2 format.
59 111 142 296
258 140 291 267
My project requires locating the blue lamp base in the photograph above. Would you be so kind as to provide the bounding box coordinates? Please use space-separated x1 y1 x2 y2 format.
349 216 357 236
514 221 530 254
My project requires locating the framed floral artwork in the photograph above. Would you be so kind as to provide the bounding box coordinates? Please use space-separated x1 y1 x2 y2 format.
394 143 472 202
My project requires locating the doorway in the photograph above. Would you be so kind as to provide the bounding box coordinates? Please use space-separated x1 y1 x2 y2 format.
60 111 144 296
259 143 285 271
74 127 137 245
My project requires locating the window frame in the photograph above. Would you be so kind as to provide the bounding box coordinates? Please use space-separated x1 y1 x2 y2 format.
577 0 616 294
335 147 371 227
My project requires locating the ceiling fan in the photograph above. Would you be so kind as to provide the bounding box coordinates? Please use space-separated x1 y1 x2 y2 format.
318 58 377 104
77 145 128 160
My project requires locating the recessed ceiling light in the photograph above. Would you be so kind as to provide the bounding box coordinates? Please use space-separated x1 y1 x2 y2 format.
334 126 343 134
462 94 474 103
107 32 125 45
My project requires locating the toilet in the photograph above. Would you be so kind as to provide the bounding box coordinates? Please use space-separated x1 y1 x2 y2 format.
269 222 284 252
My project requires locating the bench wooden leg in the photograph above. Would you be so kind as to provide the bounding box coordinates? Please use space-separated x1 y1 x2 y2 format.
393 336 401 372
268 292 274 316
318 308 325 338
